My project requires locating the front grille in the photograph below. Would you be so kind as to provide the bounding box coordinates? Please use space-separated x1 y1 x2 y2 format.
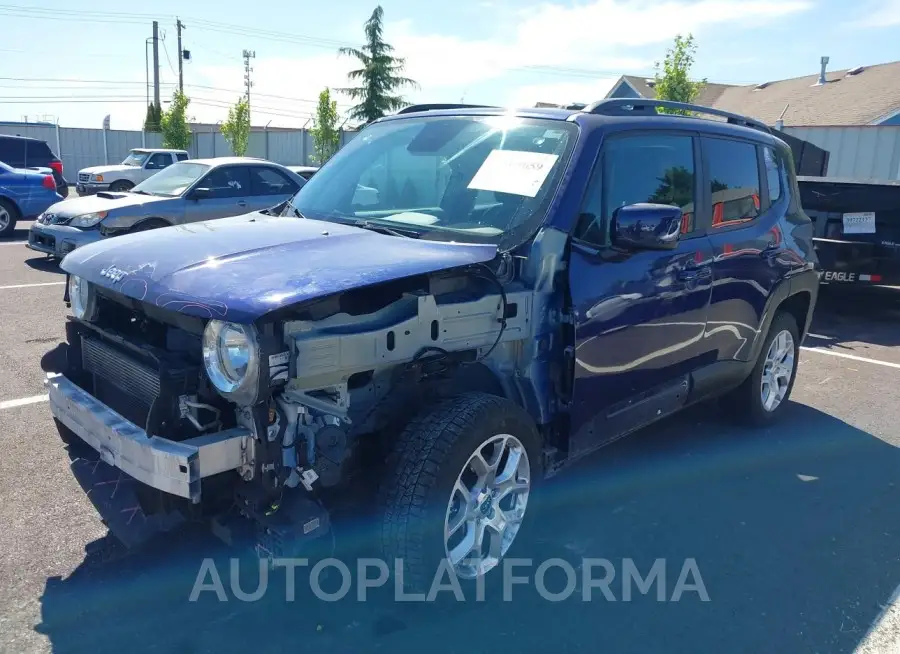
78 173 91 183
81 336 160 403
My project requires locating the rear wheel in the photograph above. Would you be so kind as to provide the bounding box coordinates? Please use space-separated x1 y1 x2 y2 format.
724 311 800 426
0 198 19 237
378 392 541 592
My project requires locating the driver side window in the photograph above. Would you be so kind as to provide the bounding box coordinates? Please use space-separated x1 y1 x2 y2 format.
574 134 696 247
146 153 172 170
197 166 250 199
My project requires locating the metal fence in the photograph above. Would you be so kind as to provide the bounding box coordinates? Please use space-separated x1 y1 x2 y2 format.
783 126 900 180
0 123 358 180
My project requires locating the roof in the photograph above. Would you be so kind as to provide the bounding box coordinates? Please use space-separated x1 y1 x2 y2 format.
0 133 45 142
188 156 282 166
798 175 900 188
614 75 736 106
132 147 188 153
711 61 900 126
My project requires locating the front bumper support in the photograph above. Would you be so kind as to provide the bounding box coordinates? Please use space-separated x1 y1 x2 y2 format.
46 372 252 503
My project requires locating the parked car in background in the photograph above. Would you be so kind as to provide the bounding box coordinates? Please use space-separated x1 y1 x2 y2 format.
286 165 318 181
0 134 69 198
28 157 304 257
49 100 818 588
76 148 190 195
286 164 380 206
0 161 63 237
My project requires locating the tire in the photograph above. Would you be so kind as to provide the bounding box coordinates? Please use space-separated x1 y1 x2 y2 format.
127 219 168 234
57 183 69 199
109 180 134 192
724 311 800 426
378 392 542 593
0 197 19 238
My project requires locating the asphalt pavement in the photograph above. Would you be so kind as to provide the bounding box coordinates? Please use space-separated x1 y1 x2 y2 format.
1 228 900 654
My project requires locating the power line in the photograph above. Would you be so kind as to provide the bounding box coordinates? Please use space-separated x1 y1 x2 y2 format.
0 5 763 85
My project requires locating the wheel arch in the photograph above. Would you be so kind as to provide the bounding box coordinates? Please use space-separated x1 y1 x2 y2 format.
0 194 21 216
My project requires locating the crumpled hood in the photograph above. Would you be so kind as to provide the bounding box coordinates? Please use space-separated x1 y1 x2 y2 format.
61 214 499 323
79 164 136 176
47 192 170 218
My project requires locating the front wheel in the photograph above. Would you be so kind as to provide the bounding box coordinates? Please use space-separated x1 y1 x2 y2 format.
378 393 541 591
724 311 800 425
108 180 134 192
0 198 19 238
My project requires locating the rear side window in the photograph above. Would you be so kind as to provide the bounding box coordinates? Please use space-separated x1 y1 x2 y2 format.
763 146 782 206
27 140 54 160
704 138 761 228
0 137 26 167
176 152 189 161
575 134 696 246
249 166 299 195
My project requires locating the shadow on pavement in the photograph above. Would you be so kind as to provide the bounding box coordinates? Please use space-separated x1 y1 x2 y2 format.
810 285 900 350
24 255 64 274
36 402 900 654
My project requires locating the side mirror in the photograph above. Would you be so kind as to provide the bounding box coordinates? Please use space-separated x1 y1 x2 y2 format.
612 203 682 251
190 187 212 201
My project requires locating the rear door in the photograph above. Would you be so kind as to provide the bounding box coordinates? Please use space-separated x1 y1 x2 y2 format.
702 137 793 362
183 165 252 223
567 131 714 453
246 165 302 212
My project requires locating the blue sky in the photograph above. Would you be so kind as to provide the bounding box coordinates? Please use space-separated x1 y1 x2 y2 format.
2 0 899 129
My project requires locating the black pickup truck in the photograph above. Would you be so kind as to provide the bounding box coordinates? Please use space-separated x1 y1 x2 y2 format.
798 176 900 287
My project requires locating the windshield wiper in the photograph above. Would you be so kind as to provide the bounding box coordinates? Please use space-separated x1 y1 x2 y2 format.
351 220 419 239
132 189 151 195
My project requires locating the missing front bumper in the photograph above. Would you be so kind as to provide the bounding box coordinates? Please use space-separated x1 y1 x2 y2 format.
46 372 252 503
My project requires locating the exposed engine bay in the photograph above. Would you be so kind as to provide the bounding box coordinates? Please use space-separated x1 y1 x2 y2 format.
57 235 569 556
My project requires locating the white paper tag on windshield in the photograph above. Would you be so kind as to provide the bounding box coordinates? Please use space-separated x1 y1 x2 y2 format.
843 212 876 234
467 150 559 198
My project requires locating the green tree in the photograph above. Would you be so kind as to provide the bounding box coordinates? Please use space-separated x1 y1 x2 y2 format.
653 34 706 115
221 96 251 156
337 6 418 125
143 102 161 132
310 88 340 164
160 90 192 150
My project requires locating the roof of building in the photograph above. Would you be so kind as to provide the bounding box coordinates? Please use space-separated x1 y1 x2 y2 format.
612 75 736 106
711 61 900 126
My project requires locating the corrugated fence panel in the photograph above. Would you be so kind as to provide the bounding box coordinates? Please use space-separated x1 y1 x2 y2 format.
2 125 360 179
784 126 900 180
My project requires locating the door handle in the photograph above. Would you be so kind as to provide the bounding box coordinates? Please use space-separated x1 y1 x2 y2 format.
237 200 247 207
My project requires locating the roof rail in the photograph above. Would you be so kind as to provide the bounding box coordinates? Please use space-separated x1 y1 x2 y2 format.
396 103 500 115
582 99 770 133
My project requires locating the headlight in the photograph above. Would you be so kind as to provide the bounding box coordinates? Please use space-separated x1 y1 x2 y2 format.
70 211 108 228
67 275 98 321
202 320 260 402
92 174 104 182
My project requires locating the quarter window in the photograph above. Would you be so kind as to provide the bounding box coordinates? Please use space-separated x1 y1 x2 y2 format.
763 146 782 206
575 134 696 247
704 138 762 228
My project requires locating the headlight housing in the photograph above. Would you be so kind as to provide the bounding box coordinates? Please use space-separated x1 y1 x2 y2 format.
92 174 104 182
67 275 98 321
202 320 261 403
70 211 108 228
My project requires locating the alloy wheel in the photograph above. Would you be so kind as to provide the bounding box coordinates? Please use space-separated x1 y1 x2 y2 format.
444 433 531 579
760 329 795 412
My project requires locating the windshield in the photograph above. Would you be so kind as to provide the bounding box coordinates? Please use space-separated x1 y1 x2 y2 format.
132 161 210 197
288 115 577 248
122 150 151 167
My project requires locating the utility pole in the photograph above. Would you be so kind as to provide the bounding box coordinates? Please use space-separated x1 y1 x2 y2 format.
176 19 184 92
152 21 160 108
243 49 255 121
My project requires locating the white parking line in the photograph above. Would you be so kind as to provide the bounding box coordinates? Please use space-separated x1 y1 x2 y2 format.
0 394 48 411
0 281 65 290
801 346 900 370
0 241 26 246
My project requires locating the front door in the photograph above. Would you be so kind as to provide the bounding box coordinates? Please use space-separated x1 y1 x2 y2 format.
184 165 252 223
568 132 714 454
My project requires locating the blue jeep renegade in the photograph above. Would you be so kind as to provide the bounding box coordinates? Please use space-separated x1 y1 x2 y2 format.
48 99 819 588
